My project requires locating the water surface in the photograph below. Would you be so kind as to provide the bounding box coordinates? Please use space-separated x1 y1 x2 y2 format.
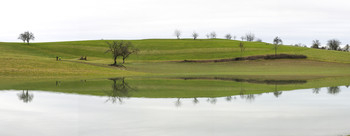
1 86 349 136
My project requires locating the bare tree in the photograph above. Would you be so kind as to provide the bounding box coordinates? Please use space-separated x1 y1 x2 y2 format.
327 39 341 50
120 42 139 64
174 29 181 39
105 41 123 65
18 31 35 45
192 32 199 40
233 35 237 40
343 44 350 52
255 38 262 42
206 34 210 39
239 42 245 57
273 37 283 56
240 36 245 41
105 41 138 65
311 40 321 49
225 34 232 40
245 33 255 41
210 31 217 39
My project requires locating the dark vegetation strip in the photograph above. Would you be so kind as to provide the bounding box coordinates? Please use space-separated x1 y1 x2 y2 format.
179 77 307 85
182 54 307 63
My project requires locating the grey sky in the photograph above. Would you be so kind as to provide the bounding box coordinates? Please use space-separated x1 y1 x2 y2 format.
1 0 349 45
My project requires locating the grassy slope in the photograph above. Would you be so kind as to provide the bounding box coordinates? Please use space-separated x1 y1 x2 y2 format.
1 39 350 97
2 39 350 62
1 39 350 79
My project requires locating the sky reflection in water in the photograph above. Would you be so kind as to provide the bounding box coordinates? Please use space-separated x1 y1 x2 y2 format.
0 86 349 136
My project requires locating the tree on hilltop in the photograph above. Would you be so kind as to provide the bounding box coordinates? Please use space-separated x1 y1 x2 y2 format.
192 32 199 40
327 39 341 50
174 30 181 39
311 40 321 49
245 33 255 41
210 32 217 39
225 34 232 40
272 37 283 56
18 31 35 45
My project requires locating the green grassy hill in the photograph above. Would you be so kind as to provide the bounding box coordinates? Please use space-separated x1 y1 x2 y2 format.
1 39 350 79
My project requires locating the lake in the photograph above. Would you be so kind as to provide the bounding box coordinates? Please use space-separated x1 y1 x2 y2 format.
0 77 349 136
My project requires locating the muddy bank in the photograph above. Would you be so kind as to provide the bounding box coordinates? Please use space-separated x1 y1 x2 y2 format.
179 77 307 85
182 54 307 63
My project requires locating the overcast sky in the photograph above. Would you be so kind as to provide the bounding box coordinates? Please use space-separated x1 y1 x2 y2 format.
1 0 349 45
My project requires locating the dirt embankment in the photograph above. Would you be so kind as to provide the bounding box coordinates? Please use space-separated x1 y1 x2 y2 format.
182 54 307 63
179 77 307 85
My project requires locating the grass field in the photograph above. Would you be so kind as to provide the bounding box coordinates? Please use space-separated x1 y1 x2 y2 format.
1 39 350 97
1 39 350 79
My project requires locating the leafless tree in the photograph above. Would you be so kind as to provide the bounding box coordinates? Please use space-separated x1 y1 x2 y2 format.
174 29 181 39
225 34 232 40
105 41 138 65
206 34 210 39
120 42 139 64
18 31 35 45
239 42 245 57
210 31 217 39
311 40 321 49
233 35 237 40
245 33 255 41
240 36 246 41
105 41 123 65
273 37 283 56
343 44 350 52
192 32 199 40
255 38 262 42
327 39 341 50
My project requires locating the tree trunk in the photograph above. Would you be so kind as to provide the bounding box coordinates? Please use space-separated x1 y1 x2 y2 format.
113 57 117 65
123 58 125 64
275 47 277 56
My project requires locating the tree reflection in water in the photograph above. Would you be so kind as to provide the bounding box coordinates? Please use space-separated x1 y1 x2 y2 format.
17 90 34 103
193 98 199 104
327 86 341 95
105 78 135 104
225 96 232 102
272 83 283 98
175 98 182 107
207 98 217 104
312 88 321 94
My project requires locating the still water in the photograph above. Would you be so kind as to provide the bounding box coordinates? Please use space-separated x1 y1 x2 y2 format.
0 86 349 136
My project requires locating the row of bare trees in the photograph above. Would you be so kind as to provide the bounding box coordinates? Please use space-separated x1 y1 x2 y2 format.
175 30 263 42
298 39 349 52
